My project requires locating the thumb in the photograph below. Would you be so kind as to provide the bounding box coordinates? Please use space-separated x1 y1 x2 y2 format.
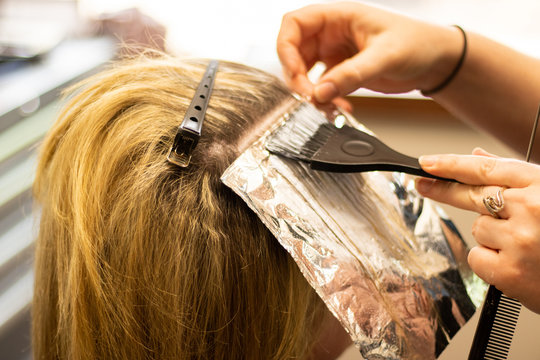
314 46 389 103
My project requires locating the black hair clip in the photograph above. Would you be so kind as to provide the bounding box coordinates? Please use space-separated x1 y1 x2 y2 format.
167 60 219 167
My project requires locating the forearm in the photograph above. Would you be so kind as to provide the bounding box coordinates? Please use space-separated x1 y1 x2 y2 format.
277 1 540 153
432 32 540 156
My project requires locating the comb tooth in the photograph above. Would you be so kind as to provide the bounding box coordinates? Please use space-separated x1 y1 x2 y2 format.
483 294 521 359
469 287 522 360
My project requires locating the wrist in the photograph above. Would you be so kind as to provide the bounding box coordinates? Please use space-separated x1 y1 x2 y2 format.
419 25 467 95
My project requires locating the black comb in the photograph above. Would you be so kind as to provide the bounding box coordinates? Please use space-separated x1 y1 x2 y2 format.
468 287 521 359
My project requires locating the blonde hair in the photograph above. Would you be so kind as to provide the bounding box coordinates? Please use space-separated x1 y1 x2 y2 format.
32 56 325 359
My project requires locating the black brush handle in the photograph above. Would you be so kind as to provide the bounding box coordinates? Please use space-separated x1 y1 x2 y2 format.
310 158 455 182
310 125 457 182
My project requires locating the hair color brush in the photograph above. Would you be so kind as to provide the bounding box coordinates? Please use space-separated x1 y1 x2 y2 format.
266 102 455 182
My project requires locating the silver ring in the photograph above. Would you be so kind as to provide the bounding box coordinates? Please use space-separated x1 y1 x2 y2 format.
483 188 505 219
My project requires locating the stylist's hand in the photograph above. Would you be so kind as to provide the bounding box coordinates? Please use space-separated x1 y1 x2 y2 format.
277 2 463 103
416 148 540 314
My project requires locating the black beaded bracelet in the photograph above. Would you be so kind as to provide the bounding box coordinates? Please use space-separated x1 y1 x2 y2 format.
421 25 468 96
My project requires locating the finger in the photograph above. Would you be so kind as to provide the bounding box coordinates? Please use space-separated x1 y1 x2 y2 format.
313 46 393 103
277 23 308 89
467 246 501 285
471 147 500 158
278 41 312 95
472 215 510 250
415 179 511 218
332 97 352 113
288 73 314 98
277 6 326 87
419 154 539 188
297 37 322 74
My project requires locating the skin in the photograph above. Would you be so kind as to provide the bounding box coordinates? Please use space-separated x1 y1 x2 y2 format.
416 149 540 314
277 1 540 313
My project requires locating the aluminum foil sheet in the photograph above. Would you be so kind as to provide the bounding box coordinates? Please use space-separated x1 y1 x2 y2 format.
221 101 486 359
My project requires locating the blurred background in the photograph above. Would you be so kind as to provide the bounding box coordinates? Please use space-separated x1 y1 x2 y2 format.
1 0 539 359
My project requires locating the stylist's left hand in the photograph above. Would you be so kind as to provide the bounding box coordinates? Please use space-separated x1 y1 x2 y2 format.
415 148 540 314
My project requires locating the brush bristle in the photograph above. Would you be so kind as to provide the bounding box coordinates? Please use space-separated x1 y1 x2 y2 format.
266 102 337 161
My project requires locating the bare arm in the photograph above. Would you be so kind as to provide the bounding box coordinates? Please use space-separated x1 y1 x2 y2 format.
278 1 540 315
277 2 540 156
431 32 540 156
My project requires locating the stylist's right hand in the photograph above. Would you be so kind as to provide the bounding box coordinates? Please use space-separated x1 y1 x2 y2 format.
277 2 463 103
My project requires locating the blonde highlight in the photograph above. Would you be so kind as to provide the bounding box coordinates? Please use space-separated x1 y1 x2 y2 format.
33 56 326 359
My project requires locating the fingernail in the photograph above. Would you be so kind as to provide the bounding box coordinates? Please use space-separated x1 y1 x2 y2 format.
472 147 484 153
472 147 489 156
314 82 338 103
416 178 435 193
419 155 438 168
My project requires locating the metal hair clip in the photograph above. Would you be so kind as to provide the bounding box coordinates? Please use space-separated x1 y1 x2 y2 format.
167 60 219 167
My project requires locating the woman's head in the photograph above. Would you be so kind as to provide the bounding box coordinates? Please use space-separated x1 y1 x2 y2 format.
32 57 330 359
